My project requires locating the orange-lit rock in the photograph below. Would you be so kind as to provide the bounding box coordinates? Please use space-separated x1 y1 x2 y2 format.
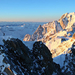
72 33 75 39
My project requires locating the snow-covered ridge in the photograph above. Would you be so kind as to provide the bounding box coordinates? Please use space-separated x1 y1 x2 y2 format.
23 12 75 42
23 12 75 58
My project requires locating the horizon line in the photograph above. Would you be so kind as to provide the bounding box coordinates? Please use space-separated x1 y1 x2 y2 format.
0 21 50 22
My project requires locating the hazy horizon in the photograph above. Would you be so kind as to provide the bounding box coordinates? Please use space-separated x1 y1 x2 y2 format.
0 21 49 22
0 0 75 22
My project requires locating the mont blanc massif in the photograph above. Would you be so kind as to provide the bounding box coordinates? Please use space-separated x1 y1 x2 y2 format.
0 12 75 75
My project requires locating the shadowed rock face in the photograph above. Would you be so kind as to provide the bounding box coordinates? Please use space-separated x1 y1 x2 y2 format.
3 38 33 75
60 45 75 75
3 38 32 64
32 41 53 75
33 41 52 62
3 39 62 74
71 42 75 55
1 38 62 75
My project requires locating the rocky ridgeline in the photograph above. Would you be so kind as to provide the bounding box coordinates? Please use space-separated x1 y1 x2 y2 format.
1 38 75 75
0 38 63 75
23 21 63 42
23 25 44 41
23 12 75 42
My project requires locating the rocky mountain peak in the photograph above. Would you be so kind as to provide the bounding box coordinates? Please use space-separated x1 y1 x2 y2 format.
23 12 75 42
23 12 75 59
23 34 31 41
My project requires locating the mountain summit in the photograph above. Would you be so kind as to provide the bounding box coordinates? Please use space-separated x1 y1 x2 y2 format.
23 12 75 58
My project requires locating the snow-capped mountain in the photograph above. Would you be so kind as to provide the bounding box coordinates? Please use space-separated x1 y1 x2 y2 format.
23 12 75 58
24 12 75 41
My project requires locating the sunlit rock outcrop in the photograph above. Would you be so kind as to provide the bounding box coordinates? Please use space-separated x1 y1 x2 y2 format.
32 25 43 41
72 33 75 39
23 34 32 41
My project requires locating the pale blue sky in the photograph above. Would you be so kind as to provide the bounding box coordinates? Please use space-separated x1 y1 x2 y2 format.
0 0 75 22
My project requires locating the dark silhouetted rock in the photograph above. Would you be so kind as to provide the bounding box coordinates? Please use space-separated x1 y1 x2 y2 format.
71 42 75 55
32 41 62 75
2 38 62 75
3 38 33 75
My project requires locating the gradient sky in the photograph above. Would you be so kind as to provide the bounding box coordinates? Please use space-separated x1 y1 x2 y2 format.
0 0 75 22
